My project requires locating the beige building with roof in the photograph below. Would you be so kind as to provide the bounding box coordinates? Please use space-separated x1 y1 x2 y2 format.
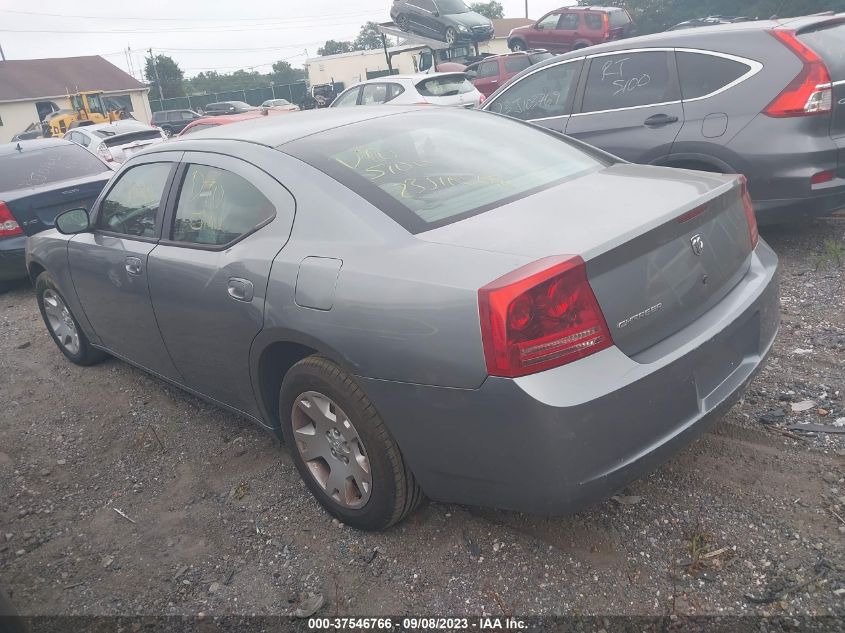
0 55 152 143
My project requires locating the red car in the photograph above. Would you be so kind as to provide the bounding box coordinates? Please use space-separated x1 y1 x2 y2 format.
508 6 634 53
177 110 287 137
465 50 553 97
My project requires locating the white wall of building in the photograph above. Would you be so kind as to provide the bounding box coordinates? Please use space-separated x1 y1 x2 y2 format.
306 47 424 89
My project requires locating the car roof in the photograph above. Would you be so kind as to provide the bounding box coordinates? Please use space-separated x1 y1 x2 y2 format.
165 106 423 148
76 121 152 133
0 138 71 156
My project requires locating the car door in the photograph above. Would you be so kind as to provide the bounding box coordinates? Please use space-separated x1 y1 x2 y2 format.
565 50 684 163
472 60 502 97
67 153 182 380
553 12 581 52
146 152 296 415
415 0 439 37
484 58 585 133
531 12 562 49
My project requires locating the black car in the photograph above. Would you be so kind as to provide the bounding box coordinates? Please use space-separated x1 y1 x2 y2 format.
150 109 203 137
0 139 112 289
203 101 258 116
390 0 494 45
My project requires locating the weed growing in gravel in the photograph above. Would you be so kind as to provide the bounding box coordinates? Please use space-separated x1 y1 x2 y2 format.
814 238 844 270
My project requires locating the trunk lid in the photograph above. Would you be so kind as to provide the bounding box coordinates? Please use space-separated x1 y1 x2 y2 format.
418 163 753 357
2 173 110 235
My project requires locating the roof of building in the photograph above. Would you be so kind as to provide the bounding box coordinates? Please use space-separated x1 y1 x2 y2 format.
491 18 534 38
0 56 146 103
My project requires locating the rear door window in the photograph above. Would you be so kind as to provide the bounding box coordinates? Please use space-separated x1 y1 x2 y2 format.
476 61 499 78
585 13 602 30
170 164 275 246
580 51 678 113
486 60 582 120
361 84 390 105
0 144 107 191
504 56 531 73
676 52 752 99
557 13 580 30
332 88 361 107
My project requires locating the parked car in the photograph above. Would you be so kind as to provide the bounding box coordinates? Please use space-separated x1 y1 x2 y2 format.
484 13 845 224
203 101 258 116
28 107 777 530
64 121 167 165
177 111 279 136
668 16 753 30
261 98 300 112
0 139 111 289
508 6 634 52
465 50 554 97
390 0 494 45
331 73 483 108
150 109 203 137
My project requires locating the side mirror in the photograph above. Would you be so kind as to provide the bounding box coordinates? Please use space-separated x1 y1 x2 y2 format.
55 208 90 235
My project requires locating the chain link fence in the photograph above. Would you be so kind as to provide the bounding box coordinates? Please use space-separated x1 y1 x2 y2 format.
150 82 309 112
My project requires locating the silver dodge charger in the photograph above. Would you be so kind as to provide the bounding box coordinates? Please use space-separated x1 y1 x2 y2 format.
26 107 779 530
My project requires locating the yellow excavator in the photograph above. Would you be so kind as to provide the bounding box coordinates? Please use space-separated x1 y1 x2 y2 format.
43 91 126 137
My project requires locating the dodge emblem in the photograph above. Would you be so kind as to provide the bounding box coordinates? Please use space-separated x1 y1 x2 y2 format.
690 234 705 256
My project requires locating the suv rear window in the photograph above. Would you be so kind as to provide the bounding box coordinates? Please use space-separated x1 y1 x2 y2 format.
0 144 107 191
798 23 845 79
285 110 603 233
676 52 752 99
608 10 631 27
415 75 474 97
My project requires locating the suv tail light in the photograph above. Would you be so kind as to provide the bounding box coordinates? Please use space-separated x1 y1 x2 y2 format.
478 256 613 378
764 30 832 117
738 176 759 249
0 201 24 238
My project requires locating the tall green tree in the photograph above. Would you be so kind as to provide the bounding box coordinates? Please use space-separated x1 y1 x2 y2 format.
579 0 845 34
354 21 388 50
317 39 355 56
270 60 306 85
469 1 504 19
144 54 185 100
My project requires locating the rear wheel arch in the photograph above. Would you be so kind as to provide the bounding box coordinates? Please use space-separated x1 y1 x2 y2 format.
28 261 46 285
656 153 735 174
573 41 591 50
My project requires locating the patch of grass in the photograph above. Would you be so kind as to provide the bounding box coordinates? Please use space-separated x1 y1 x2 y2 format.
814 238 845 271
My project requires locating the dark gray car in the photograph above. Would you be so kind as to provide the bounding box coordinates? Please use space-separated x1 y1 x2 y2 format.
482 13 845 224
390 0 494 44
27 108 778 530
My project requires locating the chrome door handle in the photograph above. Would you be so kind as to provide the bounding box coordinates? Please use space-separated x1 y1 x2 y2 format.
125 256 142 276
227 278 254 302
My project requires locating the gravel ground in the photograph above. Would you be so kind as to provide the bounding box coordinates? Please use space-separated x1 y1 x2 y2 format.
0 217 843 620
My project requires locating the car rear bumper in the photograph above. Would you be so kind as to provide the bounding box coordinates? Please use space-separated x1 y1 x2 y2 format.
752 181 845 224
359 240 779 514
0 236 28 282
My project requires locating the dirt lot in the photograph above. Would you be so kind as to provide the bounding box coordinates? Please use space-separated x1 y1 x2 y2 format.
1 218 844 620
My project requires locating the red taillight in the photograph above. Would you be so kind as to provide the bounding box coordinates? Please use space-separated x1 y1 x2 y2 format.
811 170 835 185
0 201 24 238
478 256 613 378
738 176 759 250
764 30 832 118
478 93 485 104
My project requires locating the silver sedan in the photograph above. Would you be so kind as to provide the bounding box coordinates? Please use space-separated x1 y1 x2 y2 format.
27 107 778 530
64 121 167 165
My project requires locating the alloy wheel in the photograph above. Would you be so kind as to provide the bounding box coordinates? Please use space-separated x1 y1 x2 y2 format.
446 28 457 45
42 290 80 356
291 390 372 509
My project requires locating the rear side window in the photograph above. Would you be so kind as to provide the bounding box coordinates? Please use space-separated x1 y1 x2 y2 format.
96 163 172 238
487 60 582 120
585 14 602 30
285 110 603 233
415 75 474 96
504 56 531 73
581 52 677 113
152 112 165 123
798 24 845 79
362 84 390 105
0 144 107 191
676 52 752 99
387 83 406 101
476 61 499 78
181 111 195 120
609 10 630 27
171 164 275 246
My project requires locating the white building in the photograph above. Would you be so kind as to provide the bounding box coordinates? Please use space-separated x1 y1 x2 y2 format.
0 55 152 143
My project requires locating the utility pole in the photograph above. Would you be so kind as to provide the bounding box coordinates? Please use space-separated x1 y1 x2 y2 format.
525 1 529 19
0 41 6 61
148 48 164 100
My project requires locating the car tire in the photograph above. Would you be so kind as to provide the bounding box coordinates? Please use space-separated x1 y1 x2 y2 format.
161 127 173 138
279 355 424 531
445 27 458 45
395 14 409 31
35 272 106 367
509 39 526 51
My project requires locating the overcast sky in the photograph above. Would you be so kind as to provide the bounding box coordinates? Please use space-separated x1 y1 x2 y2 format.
0 0 575 79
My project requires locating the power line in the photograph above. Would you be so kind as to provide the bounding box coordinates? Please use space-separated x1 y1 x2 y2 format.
0 8 383 23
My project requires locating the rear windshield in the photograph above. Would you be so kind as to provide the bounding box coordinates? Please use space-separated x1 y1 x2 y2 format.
799 23 845 80
102 130 162 146
284 110 603 233
609 10 630 27
416 75 474 97
0 144 107 192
